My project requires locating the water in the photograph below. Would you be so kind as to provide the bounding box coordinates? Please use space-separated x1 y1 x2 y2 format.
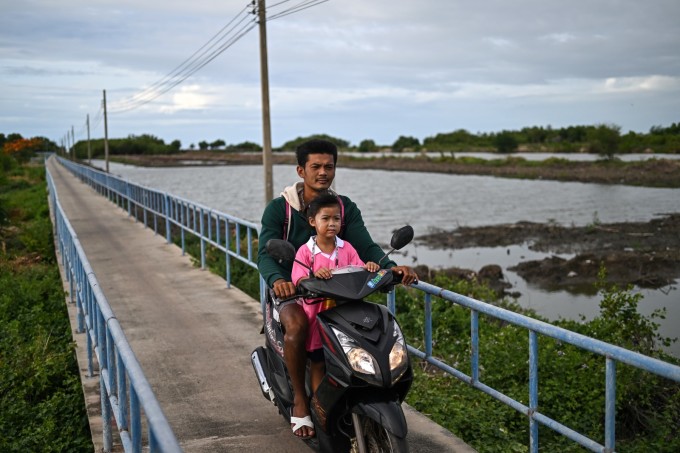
92 160 680 356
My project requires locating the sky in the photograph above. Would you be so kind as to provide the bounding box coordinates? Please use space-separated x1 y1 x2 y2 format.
2 0 679 148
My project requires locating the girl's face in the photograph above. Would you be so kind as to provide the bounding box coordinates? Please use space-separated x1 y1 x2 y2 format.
309 205 341 239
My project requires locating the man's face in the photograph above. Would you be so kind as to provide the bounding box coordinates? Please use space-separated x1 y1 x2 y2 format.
297 153 335 192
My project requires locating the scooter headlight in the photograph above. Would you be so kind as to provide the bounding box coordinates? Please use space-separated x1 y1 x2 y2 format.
389 323 409 384
331 327 381 384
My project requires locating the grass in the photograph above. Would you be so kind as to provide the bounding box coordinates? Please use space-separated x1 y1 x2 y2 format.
0 160 92 452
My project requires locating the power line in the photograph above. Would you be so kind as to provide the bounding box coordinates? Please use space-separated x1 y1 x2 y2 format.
107 0 330 114
267 0 329 21
110 4 256 113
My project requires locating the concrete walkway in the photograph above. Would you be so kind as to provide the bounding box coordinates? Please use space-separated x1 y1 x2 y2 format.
48 158 475 453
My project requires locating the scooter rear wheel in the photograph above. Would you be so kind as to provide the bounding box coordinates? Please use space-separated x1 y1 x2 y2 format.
350 414 409 453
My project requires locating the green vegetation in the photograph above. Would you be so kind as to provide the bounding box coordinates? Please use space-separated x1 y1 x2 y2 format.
421 123 679 156
278 134 350 151
71 133 181 159
0 159 92 452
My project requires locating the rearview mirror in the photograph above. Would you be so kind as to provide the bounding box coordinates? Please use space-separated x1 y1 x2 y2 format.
379 225 414 264
390 225 414 250
265 239 296 264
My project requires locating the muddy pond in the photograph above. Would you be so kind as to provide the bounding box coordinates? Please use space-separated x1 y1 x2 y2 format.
94 160 680 356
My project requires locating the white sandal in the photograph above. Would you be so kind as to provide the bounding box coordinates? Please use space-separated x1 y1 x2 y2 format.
290 415 315 439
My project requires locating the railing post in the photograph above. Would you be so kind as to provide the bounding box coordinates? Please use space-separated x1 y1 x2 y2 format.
529 330 539 453
127 181 132 217
605 357 616 452
143 190 148 227
424 293 432 358
387 290 396 315
107 329 116 398
200 208 206 269
180 203 186 255
101 373 113 452
225 220 231 288
165 194 171 244
117 351 128 432
471 310 479 383
131 386 142 453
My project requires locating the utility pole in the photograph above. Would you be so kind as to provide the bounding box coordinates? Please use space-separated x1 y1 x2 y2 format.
103 89 110 173
71 126 75 160
86 113 92 164
257 0 274 203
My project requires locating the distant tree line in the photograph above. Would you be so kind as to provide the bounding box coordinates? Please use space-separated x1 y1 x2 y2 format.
3 122 679 163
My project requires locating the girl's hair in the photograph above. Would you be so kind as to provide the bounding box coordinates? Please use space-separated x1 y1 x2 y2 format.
307 191 340 219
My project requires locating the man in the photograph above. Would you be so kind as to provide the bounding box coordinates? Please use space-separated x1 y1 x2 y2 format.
257 138 418 439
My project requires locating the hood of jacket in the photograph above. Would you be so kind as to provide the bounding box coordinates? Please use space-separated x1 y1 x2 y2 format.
280 182 338 212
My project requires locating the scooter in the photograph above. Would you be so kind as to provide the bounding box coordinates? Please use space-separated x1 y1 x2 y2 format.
251 226 415 453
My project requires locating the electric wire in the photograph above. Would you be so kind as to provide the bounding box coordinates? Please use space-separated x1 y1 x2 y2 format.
110 7 255 113
99 0 329 116
267 0 329 21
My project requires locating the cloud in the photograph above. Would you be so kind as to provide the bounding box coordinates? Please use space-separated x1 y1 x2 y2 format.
158 85 212 113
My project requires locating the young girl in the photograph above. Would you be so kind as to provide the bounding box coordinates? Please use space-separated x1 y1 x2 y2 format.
291 192 379 393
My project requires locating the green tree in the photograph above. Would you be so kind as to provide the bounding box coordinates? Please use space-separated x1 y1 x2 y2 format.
209 139 226 150
170 139 182 152
198 141 209 151
493 131 519 153
423 129 476 150
358 139 377 153
588 124 621 160
226 141 261 152
392 135 420 153
279 134 350 151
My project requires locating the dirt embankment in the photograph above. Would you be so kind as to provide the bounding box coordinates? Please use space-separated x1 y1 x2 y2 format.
417 214 680 295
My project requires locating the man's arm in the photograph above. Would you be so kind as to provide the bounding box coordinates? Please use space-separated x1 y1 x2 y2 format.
257 198 290 288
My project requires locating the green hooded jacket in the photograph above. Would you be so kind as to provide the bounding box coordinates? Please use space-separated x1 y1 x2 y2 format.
257 182 397 288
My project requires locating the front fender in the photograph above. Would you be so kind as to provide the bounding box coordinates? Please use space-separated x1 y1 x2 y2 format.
353 400 408 439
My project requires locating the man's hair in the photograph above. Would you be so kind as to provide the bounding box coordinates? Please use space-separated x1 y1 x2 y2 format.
296 139 338 167
307 191 340 219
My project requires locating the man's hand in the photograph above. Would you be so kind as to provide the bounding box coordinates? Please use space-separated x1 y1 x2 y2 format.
273 278 297 298
391 265 418 286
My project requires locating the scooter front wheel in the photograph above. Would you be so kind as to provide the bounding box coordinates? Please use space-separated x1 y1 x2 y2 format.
350 413 409 453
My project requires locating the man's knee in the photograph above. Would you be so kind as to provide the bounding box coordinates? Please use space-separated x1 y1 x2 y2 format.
280 304 308 343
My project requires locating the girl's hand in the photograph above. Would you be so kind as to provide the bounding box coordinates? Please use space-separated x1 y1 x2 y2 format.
365 261 380 272
314 267 332 279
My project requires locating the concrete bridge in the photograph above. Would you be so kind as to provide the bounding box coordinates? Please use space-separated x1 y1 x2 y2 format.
47 157 474 452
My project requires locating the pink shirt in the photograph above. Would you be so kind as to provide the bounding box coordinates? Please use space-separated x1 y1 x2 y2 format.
291 236 366 351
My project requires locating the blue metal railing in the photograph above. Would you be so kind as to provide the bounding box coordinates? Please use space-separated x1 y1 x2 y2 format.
56 157 680 453
408 282 680 453
46 160 183 453
56 157 262 296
